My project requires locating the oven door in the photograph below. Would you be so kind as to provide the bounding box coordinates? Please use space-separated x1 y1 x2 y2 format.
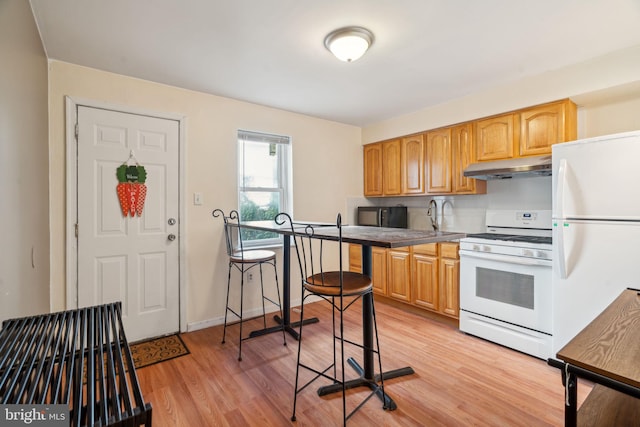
459 249 552 334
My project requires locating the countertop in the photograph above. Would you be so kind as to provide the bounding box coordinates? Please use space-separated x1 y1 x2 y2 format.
339 226 465 248
242 221 466 249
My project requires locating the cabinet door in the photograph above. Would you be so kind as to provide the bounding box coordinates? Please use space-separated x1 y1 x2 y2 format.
387 249 411 302
412 252 438 311
475 113 519 161
439 258 459 318
451 123 486 195
401 134 425 194
382 139 402 196
371 247 387 296
426 128 452 194
519 100 577 156
363 143 383 196
349 244 362 273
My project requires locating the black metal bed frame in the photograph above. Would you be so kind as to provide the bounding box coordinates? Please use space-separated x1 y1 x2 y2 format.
0 302 152 426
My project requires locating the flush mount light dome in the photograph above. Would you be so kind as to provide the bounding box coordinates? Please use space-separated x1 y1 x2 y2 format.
324 26 374 62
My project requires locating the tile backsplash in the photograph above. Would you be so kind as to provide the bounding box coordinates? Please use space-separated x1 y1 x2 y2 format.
346 176 551 233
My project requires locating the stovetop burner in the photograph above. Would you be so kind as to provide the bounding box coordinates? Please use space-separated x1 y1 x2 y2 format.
466 233 552 245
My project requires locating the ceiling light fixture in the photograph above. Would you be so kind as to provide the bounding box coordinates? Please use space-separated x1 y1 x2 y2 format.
324 26 374 62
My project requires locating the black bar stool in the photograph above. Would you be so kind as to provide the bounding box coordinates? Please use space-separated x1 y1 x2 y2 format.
213 209 286 361
277 212 387 425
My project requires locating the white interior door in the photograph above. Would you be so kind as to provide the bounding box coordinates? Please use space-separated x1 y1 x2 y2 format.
76 106 180 341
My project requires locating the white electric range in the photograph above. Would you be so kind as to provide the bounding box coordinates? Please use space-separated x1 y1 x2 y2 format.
459 210 553 359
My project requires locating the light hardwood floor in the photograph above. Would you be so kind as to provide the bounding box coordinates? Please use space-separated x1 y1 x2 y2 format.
136 300 590 426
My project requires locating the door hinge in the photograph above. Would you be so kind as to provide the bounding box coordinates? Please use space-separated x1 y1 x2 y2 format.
75 223 78 238
75 123 79 140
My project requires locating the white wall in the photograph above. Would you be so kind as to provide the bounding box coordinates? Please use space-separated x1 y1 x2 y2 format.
359 44 640 232
47 61 362 329
0 1 50 322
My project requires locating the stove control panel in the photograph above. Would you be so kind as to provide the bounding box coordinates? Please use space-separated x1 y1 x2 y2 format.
485 209 552 231
521 248 552 260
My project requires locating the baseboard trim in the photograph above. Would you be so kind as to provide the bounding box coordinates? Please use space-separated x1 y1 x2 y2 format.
187 298 303 332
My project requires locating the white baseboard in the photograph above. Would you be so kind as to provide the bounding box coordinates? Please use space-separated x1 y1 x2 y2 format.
187 298 303 332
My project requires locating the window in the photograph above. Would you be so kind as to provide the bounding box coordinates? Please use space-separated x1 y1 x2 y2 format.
238 130 292 246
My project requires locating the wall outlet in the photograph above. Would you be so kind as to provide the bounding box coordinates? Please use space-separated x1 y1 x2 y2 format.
247 272 253 282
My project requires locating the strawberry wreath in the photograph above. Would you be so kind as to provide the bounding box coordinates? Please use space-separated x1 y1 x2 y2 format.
116 163 147 217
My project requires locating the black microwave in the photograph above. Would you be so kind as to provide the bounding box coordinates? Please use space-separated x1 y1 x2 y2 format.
357 206 408 228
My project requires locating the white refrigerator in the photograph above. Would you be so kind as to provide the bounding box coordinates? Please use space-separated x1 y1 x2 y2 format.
552 129 640 355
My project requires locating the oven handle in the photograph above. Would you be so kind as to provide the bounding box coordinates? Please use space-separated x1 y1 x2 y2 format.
459 250 552 267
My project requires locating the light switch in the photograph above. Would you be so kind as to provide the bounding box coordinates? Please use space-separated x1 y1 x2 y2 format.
194 192 203 206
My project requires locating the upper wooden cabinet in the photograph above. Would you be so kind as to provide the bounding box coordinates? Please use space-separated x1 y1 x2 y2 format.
451 123 486 194
363 99 576 197
401 134 426 194
475 113 520 161
475 99 577 162
382 139 402 196
363 143 383 196
425 125 486 195
364 135 425 197
426 128 452 194
519 99 577 156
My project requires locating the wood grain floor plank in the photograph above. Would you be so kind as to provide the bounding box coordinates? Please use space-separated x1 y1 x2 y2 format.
136 300 590 426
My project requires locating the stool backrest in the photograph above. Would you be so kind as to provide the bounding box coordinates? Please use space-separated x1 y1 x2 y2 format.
276 212 343 292
212 209 244 257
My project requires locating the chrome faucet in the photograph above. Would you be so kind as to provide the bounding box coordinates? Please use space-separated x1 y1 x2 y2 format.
427 199 438 231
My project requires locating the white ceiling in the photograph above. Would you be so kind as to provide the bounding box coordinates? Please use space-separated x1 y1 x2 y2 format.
29 0 640 126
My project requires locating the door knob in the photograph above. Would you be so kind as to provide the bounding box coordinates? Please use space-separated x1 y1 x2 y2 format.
168 234 176 241
168 218 176 225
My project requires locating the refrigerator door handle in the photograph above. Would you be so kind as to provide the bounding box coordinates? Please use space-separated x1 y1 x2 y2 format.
556 158 568 219
556 222 568 279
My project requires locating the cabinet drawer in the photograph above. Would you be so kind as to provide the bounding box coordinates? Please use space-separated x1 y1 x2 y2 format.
440 242 459 259
412 243 438 256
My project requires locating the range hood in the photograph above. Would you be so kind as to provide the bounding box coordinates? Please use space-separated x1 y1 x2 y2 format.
463 155 552 180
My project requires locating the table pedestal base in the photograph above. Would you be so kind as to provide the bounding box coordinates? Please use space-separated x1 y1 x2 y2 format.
249 314 319 340
316 357 415 411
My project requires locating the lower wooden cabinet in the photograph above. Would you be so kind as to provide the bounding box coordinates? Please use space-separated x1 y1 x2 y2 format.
349 242 460 319
371 247 388 296
411 243 439 311
438 242 460 318
348 244 387 296
387 248 411 302
348 243 362 273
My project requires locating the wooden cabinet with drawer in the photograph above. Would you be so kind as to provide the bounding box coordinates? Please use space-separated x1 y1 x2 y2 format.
411 242 460 318
348 244 387 296
411 243 439 311
387 248 411 302
438 242 460 319
371 247 388 296
349 242 461 319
